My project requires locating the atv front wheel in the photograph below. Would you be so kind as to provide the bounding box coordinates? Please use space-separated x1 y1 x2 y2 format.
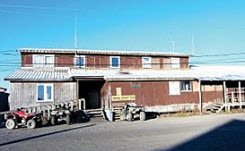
127 113 133 122
27 119 36 129
66 114 71 125
6 119 16 129
139 111 146 121
51 116 56 125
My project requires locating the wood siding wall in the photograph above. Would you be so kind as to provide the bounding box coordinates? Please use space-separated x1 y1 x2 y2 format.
108 81 223 106
9 82 77 110
55 54 75 67
21 53 33 67
21 53 189 70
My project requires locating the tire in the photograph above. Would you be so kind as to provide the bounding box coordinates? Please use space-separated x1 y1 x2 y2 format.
120 115 124 121
27 119 36 129
66 114 71 125
51 116 56 125
127 113 133 122
5 119 16 129
140 111 146 121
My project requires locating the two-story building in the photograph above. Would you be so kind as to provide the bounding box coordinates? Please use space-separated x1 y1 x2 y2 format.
5 48 228 112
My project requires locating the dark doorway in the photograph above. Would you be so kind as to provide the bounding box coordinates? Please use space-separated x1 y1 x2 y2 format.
79 80 105 109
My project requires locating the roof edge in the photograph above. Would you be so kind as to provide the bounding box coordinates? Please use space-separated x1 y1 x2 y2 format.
19 48 190 57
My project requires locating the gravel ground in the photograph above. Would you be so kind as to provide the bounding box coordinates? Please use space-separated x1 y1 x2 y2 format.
1 113 245 151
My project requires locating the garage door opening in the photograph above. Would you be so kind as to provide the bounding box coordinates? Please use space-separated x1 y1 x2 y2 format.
78 80 105 109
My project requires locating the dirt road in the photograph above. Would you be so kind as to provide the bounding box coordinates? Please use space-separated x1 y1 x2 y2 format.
1 113 245 151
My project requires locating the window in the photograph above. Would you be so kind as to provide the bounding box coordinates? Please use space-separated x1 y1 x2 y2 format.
37 84 53 102
142 57 152 68
181 81 192 91
74 55 86 68
33 55 44 67
110 56 120 68
169 81 180 95
171 58 180 69
33 55 54 67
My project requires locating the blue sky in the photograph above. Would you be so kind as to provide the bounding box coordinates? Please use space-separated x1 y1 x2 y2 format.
1 0 245 90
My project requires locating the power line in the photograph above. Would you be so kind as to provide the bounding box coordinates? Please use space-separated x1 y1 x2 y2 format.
194 52 245 57
191 56 245 63
0 4 79 11
0 9 74 17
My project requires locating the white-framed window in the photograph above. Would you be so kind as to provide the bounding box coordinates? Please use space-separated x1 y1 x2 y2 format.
37 84 53 102
33 55 54 67
169 81 180 95
110 56 120 68
142 57 152 68
181 81 192 91
74 55 86 68
171 58 180 69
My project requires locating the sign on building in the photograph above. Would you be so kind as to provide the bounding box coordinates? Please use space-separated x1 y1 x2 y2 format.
112 95 136 101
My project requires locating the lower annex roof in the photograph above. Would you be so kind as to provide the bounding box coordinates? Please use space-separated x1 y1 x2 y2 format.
5 66 245 82
4 67 72 82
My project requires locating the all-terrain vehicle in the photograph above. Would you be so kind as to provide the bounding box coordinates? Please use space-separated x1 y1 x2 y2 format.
120 103 147 121
50 107 71 125
4 109 42 129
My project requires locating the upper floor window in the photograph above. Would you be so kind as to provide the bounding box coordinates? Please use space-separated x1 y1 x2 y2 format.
142 57 152 68
181 81 192 91
171 58 180 69
33 55 54 67
37 84 53 102
110 56 120 68
169 81 180 95
74 55 86 68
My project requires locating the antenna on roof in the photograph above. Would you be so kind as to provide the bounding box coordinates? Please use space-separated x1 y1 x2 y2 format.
192 32 195 56
74 14 77 49
171 41 175 52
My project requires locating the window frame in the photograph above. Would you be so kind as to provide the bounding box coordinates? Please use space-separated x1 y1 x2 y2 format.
43 55 54 67
110 56 120 68
33 54 54 67
74 55 86 68
36 83 54 102
142 57 152 68
171 57 180 69
181 81 192 92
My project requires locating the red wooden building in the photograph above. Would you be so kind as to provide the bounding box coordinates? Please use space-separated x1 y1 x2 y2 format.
6 48 242 113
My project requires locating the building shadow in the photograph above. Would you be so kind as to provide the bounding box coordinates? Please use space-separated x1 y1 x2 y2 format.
154 119 245 151
0 123 95 147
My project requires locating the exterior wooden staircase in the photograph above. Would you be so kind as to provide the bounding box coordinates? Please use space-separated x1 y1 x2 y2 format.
84 108 106 119
113 107 122 121
112 103 124 121
205 102 225 113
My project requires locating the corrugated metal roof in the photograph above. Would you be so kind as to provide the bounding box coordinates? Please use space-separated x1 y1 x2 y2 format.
20 48 190 57
5 67 72 82
71 66 245 81
5 66 245 82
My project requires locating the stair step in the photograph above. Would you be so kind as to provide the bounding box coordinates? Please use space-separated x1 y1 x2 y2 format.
92 114 103 117
212 107 220 110
216 103 223 105
85 109 103 112
87 111 102 114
